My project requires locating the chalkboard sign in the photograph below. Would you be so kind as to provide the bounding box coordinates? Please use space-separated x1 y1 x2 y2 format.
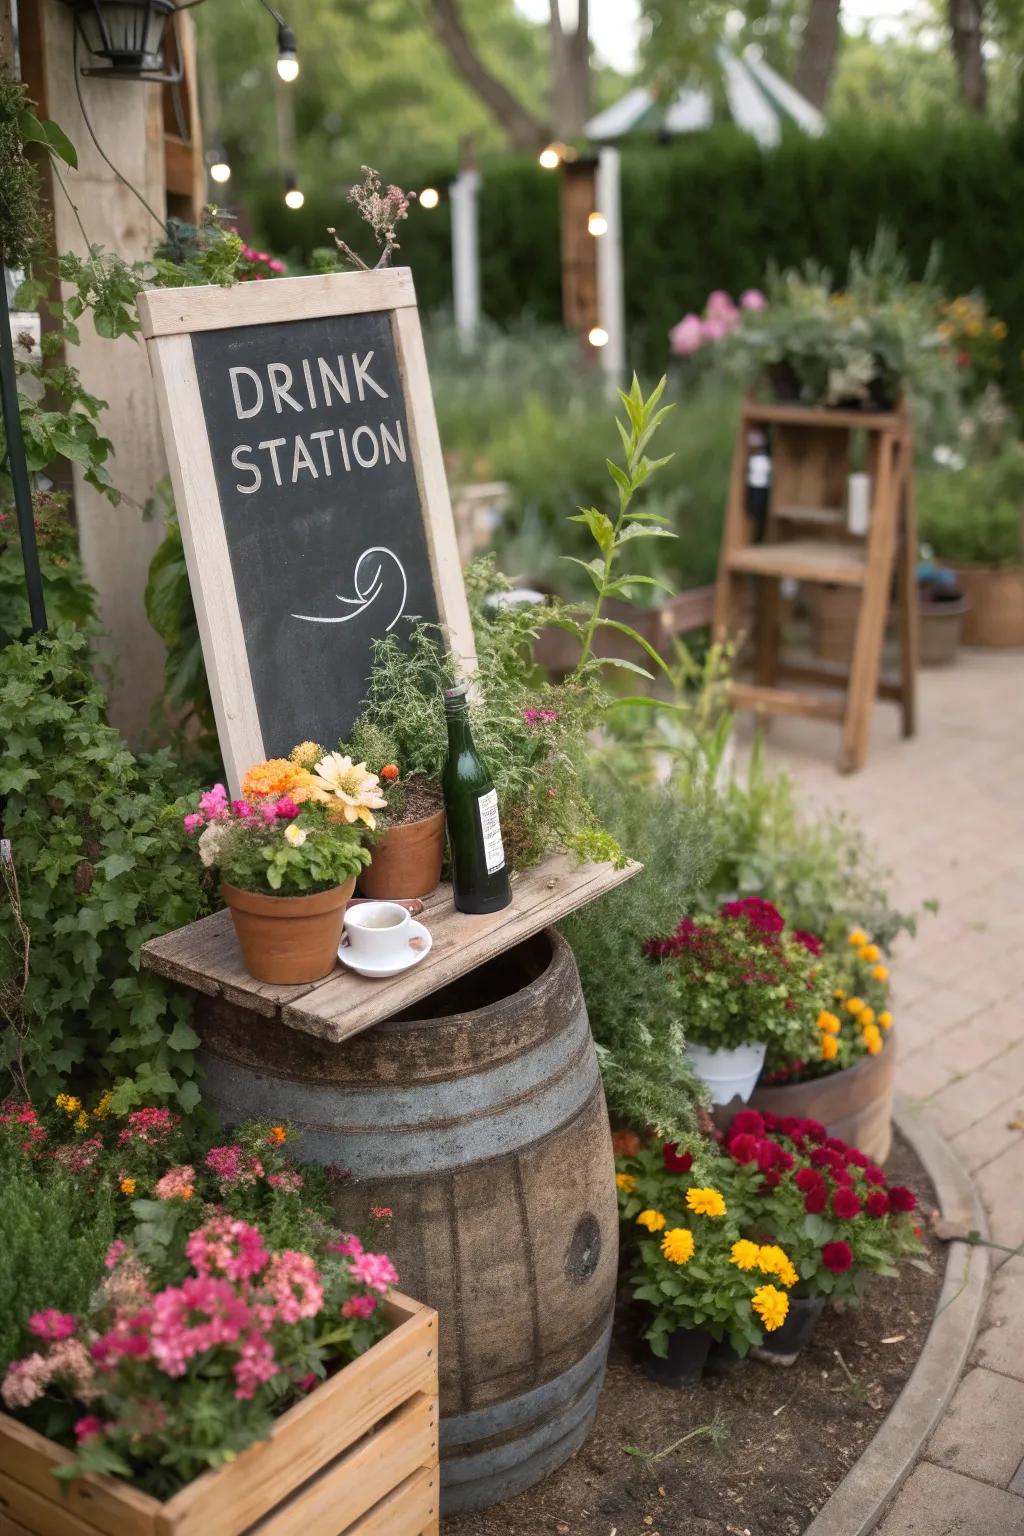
138 270 474 795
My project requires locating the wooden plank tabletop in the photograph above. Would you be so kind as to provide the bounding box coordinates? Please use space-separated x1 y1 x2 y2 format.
141 855 639 1045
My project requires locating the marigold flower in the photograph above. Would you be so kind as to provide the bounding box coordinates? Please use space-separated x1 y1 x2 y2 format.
242 758 305 800
660 1227 695 1265
859 1006 876 1027
872 965 889 982
820 1033 839 1061
381 763 400 782
859 943 881 963
752 1284 789 1331
863 1024 883 1055
845 997 865 1016
833 987 846 1001
878 1012 893 1032
848 929 868 947
636 1209 666 1233
268 1125 287 1145
756 1245 798 1287
119 1177 136 1196
730 1239 761 1271
686 1186 726 1218
817 1010 841 1035
615 1172 636 1192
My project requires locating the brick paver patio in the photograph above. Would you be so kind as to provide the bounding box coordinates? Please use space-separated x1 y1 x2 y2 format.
748 647 1024 1535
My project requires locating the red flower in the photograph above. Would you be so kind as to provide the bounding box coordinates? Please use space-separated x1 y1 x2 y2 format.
864 1166 887 1187
761 1111 780 1131
845 1148 869 1170
832 1187 862 1220
822 1240 854 1273
800 1119 827 1144
761 1168 782 1190
662 1142 693 1174
719 896 786 936
775 1148 795 1171
804 1185 828 1214
826 1136 849 1157
889 1185 918 1213
795 1167 824 1194
728 1133 760 1164
793 929 824 955
810 1147 839 1171
730 1109 765 1137
756 1138 783 1171
866 1190 890 1217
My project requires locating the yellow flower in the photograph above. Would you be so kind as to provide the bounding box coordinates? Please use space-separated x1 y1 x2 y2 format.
120 1177 136 1196
730 1239 761 1271
242 758 305 801
859 944 881 963
686 1186 727 1218
752 1284 790 1332
833 987 846 1001
817 1010 841 1035
615 1172 636 1193
290 740 323 770
93 1092 113 1119
757 1245 799 1288
74 1111 89 1131
284 823 307 847
965 317 983 337
860 1007 876 1027
312 754 387 829
863 1024 883 1055
55 1093 81 1113
873 965 889 983
660 1227 695 1265
821 1033 839 1062
845 997 865 1016
848 929 868 947
992 320 1008 340
636 1209 666 1233
879 1010 893 1030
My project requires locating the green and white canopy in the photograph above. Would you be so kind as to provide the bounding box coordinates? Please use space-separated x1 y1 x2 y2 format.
584 44 825 149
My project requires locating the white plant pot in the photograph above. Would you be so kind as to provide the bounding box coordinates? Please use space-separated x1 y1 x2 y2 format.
686 1041 767 1105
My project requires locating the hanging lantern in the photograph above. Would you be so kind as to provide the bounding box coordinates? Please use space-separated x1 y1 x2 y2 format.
62 0 205 84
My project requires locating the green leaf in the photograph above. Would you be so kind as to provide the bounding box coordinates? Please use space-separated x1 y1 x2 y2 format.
568 505 615 554
597 656 654 679
596 616 673 677
16 108 78 168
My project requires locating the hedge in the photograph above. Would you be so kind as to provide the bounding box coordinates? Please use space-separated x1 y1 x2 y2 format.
251 115 1024 390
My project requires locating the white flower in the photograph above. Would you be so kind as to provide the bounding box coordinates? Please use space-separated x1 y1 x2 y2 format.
197 822 229 868
312 753 387 829
284 823 307 847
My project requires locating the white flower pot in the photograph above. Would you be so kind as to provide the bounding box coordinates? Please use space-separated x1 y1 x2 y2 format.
686 1041 767 1105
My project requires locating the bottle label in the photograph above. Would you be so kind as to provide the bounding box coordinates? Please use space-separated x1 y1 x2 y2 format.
477 789 506 875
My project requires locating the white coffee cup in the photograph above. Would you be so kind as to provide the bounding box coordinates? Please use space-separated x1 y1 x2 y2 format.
344 901 411 963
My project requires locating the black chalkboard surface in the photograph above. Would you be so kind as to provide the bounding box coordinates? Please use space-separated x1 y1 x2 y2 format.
192 308 440 757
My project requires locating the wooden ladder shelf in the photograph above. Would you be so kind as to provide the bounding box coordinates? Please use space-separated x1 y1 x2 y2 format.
713 398 918 773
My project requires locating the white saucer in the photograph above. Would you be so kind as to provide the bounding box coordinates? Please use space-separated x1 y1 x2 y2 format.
337 919 433 978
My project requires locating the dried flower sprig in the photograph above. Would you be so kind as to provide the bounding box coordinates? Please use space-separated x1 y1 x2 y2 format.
328 167 415 272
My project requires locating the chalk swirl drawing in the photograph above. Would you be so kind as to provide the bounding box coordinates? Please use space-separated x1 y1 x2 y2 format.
291 547 408 631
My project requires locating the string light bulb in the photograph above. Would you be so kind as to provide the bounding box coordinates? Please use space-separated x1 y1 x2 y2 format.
588 326 609 348
208 151 231 185
276 21 299 81
284 173 304 210
587 211 608 237
419 187 440 210
538 144 561 170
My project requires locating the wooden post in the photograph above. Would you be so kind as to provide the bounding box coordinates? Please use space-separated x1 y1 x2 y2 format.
558 157 598 337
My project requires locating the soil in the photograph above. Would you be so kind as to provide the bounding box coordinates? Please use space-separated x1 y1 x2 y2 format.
444 1131 942 1536
388 774 443 827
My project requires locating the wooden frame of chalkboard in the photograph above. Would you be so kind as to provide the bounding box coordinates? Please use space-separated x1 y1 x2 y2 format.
137 268 476 796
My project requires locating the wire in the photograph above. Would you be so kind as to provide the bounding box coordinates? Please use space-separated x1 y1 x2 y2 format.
72 29 169 237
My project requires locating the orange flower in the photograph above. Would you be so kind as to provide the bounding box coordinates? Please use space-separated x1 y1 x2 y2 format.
611 1128 641 1157
820 1033 839 1061
242 758 304 800
268 1125 287 1145
381 763 400 783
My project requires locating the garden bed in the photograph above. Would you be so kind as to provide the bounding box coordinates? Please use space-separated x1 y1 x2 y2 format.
445 1130 940 1536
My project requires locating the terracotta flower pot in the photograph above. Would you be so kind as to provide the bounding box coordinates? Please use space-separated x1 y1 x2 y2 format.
358 807 445 900
748 1035 897 1164
222 878 355 984
953 565 1024 648
919 589 970 665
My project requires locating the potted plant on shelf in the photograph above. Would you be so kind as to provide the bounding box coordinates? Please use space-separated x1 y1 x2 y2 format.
615 1143 795 1386
646 897 829 1104
184 746 379 984
718 1108 924 1365
917 445 1024 647
750 923 897 1160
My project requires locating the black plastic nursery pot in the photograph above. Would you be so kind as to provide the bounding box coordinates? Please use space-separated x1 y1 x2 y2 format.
752 1295 826 1367
705 1336 747 1376
642 1326 715 1389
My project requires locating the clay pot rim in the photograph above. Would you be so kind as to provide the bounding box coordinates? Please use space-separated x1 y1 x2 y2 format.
918 593 971 617
221 880 352 916
756 1031 894 1093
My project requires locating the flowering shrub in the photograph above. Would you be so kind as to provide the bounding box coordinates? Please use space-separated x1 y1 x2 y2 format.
763 923 894 1083
936 293 1006 397
718 1108 923 1301
2 1217 396 1495
646 897 830 1056
669 288 766 356
184 744 378 894
616 1144 793 1356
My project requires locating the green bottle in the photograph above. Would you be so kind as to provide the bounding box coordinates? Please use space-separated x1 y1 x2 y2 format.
442 684 512 914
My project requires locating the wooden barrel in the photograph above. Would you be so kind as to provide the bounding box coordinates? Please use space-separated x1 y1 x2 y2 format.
194 928 618 1514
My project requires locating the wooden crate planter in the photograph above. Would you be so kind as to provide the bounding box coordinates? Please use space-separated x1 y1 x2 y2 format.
0 1293 438 1536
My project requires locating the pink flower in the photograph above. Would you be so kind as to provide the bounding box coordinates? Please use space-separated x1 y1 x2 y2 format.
51 1136 103 1174
342 1294 377 1320
28 1309 77 1342
705 289 739 321
264 1251 324 1323
740 288 767 310
183 812 204 833
347 1250 398 1294
2 1354 51 1408
117 1108 177 1147
267 1170 304 1193
296 1371 317 1393
198 784 230 821
205 1145 264 1187
154 1165 195 1201
669 313 704 355
232 799 254 818
700 316 730 342
105 1239 127 1271
186 1216 269 1282
327 1234 363 1258
274 796 299 819
261 803 278 824
370 1205 393 1219
268 258 286 275
522 708 558 727
150 1276 252 1377
74 1415 104 1443
234 1330 278 1400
